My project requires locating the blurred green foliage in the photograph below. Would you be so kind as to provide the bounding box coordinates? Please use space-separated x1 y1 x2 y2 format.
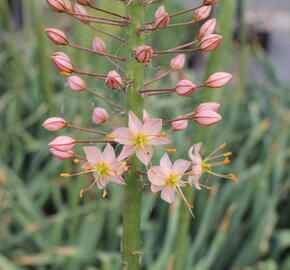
0 0 289 269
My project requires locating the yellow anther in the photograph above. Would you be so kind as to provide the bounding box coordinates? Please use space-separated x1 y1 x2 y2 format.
150 168 157 174
120 162 127 169
167 148 176 153
157 132 166 137
60 173 70 178
223 152 232 157
79 189 84 198
113 170 118 176
60 71 71 76
219 143 226 149
106 135 116 140
74 159 80 164
102 190 108 198
229 174 238 182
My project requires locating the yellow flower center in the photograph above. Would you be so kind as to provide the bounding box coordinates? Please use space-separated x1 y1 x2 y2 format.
133 134 148 149
165 173 179 187
95 162 109 176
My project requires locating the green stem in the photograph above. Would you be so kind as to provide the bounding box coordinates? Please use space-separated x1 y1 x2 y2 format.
122 1 145 270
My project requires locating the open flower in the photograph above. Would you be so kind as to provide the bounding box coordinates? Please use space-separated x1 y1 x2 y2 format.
109 111 171 166
148 153 191 204
188 143 238 189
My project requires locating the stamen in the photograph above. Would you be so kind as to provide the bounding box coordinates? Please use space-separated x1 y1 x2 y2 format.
229 174 238 182
60 71 71 76
80 189 85 198
120 162 127 169
102 190 108 198
224 152 232 157
60 173 70 178
150 168 157 174
74 159 80 164
220 143 226 149
167 148 176 153
107 135 116 140
176 186 195 218
156 132 166 137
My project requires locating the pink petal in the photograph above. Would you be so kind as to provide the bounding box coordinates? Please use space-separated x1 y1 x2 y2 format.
110 175 124 184
128 111 143 135
148 136 171 145
161 187 175 203
173 159 191 174
160 153 173 174
142 119 162 135
188 174 202 190
136 146 153 166
147 166 165 186
111 127 133 145
188 143 202 160
151 184 163 193
118 145 135 161
83 146 103 163
97 176 109 189
103 143 115 163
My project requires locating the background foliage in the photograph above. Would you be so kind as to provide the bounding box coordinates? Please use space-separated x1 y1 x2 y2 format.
0 0 289 269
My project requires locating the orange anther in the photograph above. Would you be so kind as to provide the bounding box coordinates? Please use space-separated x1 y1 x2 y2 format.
84 164 93 171
106 135 116 140
206 186 215 190
79 189 84 198
223 152 232 157
60 71 71 76
167 148 176 153
219 143 226 149
150 168 157 174
157 132 166 137
222 158 231 164
229 174 238 182
188 204 194 209
74 159 80 163
120 162 127 169
102 190 108 198
60 173 70 178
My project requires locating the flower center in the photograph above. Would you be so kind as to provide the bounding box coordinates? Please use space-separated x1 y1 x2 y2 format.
95 162 109 176
133 134 148 149
165 173 179 187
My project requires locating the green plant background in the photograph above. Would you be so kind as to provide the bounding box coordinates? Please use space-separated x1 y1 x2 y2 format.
0 0 289 269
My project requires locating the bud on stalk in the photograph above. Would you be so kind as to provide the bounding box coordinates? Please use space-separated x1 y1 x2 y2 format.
92 107 109 126
45 28 69 45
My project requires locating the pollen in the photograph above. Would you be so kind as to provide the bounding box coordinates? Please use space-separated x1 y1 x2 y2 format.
229 174 238 182
167 148 176 153
60 173 70 178
222 158 231 164
102 190 108 198
223 152 232 157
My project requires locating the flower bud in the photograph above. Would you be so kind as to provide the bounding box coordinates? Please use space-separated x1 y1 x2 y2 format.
77 0 90 5
134 45 154 65
45 28 69 45
42 117 67 131
198 18 217 40
143 109 150 122
92 37 106 53
49 136 77 152
154 6 170 29
73 4 89 24
194 6 212 21
195 102 220 113
193 110 222 126
170 54 186 71
199 34 222 51
172 120 188 131
46 0 73 13
51 52 74 74
175 80 197 96
92 107 109 126
105 70 123 89
203 0 219 6
205 72 232 88
68 76 87 91
50 148 75 160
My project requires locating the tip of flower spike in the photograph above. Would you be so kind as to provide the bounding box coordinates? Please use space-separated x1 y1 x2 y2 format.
219 143 226 149
167 148 176 153
74 159 80 163
157 132 166 137
106 135 116 140
120 162 127 169
60 71 71 76
79 189 84 198
223 152 232 157
229 174 238 182
60 173 70 178
102 190 108 198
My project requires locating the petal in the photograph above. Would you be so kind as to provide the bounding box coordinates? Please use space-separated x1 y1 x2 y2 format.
103 143 115 163
83 146 103 163
142 119 162 135
109 175 125 184
97 176 108 190
128 111 143 135
160 153 173 174
118 145 135 161
188 174 202 190
188 143 202 161
161 187 175 203
111 127 133 145
173 159 191 175
147 166 165 185
136 146 153 166
148 136 171 145
151 184 163 193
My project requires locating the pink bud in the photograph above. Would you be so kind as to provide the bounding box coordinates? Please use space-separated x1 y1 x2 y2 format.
175 80 197 96
198 18 217 40
49 136 77 152
199 34 222 51
193 110 222 126
205 72 233 88
92 107 109 126
92 37 106 53
51 52 74 73
46 0 73 13
170 54 186 71
194 6 212 21
42 117 67 131
50 148 75 160
172 120 188 131
68 76 87 91
77 0 90 5
195 102 220 113
45 28 69 45
105 70 123 89
73 4 89 24
203 0 219 6
154 6 170 29
143 109 150 122
134 45 154 65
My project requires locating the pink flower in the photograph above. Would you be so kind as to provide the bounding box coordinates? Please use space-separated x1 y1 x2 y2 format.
45 28 68 45
198 18 217 40
170 54 186 71
194 6 212 21
154 6 170 29
51 52 74 74
73 4 89 24
82 144 126 190
203 0 219 6
193 110 222 126
92 37 106 53
172 120 188 131
199 34 222 51
105 70 123 89
205 72 233 88
188 143 203 189
110 111 171 166
77 0 90 5
195 102 220 113
42 117 67 131
50 148 75 160
68 76 87 91
134 45 154 65
46 0 73 13
92 107 109 126
143 109 150 122
147 154 191 203
175 80 197 96
49 136 76 152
